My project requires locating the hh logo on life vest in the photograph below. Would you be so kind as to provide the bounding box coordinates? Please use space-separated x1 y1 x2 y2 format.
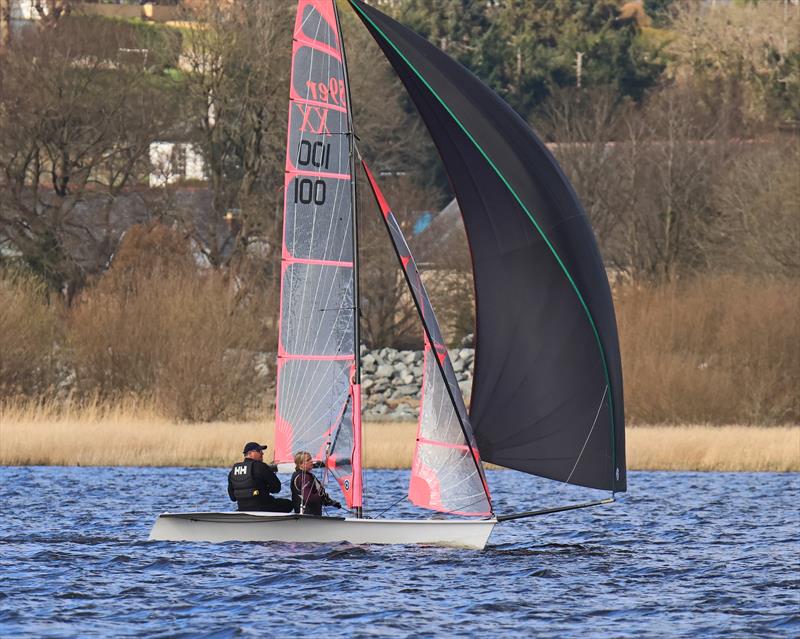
234 466 248 476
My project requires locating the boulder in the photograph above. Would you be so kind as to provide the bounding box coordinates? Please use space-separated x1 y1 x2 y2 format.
392 384 418 398
362 353 377 373
375 364 394 379
392 406 417 419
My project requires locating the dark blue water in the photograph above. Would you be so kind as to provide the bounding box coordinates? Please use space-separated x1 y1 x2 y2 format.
0 467 798 638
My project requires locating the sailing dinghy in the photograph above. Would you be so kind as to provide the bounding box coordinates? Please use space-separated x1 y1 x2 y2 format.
150 0 626 550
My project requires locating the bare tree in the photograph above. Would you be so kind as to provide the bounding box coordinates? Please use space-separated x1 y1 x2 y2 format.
358 172 444 348
0 0 10 49
713 136 800 277
178 1 293 268
614 87 731 281
0 17 180 300
540 84 735 281
33 0 72 27
541 87 634 252
344 7 437 190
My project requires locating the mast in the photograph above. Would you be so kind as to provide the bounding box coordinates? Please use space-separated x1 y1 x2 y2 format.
333 0 364 518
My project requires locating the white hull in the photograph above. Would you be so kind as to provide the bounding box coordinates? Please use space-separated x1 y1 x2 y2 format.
149 512 497 550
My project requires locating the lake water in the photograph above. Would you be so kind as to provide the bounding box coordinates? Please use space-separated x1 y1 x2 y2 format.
0 467 797 638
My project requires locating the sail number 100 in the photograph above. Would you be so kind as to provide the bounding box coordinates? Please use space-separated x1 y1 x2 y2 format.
293 177 326 205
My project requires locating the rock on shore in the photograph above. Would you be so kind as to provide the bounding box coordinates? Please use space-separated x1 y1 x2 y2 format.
360 346 473 421
50 343 475 423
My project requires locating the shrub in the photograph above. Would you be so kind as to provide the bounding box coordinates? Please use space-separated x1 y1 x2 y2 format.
0 270 61 397
68 267 272 421
66 223 273 420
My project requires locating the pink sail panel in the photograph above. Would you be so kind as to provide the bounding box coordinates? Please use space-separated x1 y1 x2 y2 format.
362 162 491 517
318 367 361 509
324 381 363 508
409 338 491 516
275 0 361 509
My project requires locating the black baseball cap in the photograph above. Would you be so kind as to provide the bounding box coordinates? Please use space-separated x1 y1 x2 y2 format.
243 442 268 454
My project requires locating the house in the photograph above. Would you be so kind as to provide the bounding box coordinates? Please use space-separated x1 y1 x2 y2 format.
149 142 207 187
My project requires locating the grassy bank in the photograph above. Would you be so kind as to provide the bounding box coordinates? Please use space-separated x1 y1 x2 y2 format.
1 403 797 471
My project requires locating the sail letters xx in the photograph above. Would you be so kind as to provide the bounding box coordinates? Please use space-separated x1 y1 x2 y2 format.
296 103 330 135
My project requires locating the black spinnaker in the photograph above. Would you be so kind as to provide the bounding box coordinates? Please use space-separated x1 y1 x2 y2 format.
349 0 626 492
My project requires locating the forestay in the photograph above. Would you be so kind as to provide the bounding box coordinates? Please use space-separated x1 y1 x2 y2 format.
275 0 361 508
363 163 491 517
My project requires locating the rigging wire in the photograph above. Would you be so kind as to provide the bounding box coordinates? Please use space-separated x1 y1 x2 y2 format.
544 384 614 510
564 384 608 486
372 494 406 520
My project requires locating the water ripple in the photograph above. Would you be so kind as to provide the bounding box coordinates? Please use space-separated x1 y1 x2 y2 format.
0 468 798 637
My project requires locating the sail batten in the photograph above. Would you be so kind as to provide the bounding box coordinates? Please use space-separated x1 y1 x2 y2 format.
350 0 626 492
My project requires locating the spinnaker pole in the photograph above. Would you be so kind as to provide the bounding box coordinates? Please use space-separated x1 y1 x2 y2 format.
334 0 364 518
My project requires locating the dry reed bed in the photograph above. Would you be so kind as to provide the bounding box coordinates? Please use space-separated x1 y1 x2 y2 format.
616 275 799 425
626 425 799 472
1 404 797 471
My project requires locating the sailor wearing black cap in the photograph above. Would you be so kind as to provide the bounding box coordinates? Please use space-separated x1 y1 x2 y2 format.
227 442 294 512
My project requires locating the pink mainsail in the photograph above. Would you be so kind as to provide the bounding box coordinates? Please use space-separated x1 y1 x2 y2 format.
363 162 492 517
275 0 361 509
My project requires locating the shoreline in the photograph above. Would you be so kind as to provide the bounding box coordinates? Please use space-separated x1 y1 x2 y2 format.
0 408 797 471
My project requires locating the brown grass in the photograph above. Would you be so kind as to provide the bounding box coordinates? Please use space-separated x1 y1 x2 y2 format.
1 403 797 471
0 400 264 467
2 266 797 426
627 425 799 472
617 275 799 424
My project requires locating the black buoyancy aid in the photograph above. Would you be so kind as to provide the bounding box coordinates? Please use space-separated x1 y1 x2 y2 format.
230 459 261 500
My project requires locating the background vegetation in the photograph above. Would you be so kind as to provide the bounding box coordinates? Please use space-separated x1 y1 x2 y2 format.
2 267 797 425
0 0 797 427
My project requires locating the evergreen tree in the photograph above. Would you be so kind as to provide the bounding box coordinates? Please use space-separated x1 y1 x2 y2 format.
379 0 667 119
